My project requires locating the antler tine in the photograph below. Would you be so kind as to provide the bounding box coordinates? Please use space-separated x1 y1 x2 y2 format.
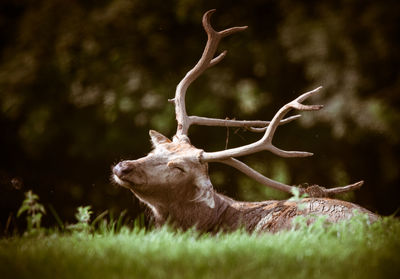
188 115 301 130
201 86 324 162
202 9 248 38
174 10 247 138
262 86 323 144
221 157 364 197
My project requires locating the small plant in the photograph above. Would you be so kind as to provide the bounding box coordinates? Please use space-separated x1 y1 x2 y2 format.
289 187 309 201
17 190 46 233
68 206 93 232
75 206 93 224
289 187 309 210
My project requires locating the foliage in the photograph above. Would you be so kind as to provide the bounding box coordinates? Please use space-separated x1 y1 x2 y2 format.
6 192 400 278
1 0 399 229
66 205 93 232
16 190 46 234
65 206 138 234
1 215 399 279
288 187 308 201
288 187 309 210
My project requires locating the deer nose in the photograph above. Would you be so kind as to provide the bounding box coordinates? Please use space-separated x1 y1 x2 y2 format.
113 162 133 177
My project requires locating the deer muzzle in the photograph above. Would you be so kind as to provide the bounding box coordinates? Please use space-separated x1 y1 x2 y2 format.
112 161 138 188
113 161 133 177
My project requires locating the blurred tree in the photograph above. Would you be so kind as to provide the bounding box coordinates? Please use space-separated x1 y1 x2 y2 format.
0 0 399 230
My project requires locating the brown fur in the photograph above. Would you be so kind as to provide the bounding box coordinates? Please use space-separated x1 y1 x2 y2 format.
112 131 378 233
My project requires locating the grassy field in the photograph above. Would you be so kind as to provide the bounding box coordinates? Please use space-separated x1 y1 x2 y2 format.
1 214 400 279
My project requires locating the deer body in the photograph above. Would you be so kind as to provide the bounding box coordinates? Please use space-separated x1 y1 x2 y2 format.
113 131 377 233
112 10 378 233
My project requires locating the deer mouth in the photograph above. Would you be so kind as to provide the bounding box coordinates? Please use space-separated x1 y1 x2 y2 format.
111 163 135 188
112 163 147 189
112 173 133 188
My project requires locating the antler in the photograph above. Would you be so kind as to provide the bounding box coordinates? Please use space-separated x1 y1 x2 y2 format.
201 87 324 161
172 9 297 139
221 158 364 197
199 86 364 197
172 10 363 197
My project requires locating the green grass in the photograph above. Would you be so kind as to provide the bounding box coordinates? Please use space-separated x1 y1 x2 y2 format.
1 215 399 279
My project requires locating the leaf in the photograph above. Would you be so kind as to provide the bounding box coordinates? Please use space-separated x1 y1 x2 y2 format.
38 204 46 214
17 204 30 217
290 188 300 199
32 213 43 225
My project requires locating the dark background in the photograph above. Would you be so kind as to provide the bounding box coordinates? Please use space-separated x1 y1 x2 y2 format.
1 0 399 231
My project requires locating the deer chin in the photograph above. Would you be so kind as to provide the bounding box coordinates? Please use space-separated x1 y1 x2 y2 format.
112 174 132 188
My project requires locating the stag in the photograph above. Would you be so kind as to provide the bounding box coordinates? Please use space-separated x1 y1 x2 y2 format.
112 10 377 233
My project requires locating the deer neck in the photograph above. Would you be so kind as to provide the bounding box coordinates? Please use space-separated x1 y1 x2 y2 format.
137 185 278 232
141 189 232 231
149 188 278 232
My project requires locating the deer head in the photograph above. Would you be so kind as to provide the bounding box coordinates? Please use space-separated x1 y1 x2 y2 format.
112 10 364 220
113 130 216 217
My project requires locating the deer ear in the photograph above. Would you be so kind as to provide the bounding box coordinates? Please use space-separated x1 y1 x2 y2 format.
149 130 171 147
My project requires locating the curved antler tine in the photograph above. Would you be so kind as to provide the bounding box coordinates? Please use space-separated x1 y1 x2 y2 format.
325 180 364 195
290 86 324 111
296 86 323 103
202 10 248 38
268 145 314 158
202 9 217 35
218 158 364 198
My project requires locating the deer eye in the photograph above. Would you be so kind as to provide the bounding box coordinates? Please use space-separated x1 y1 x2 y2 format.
167 160 186 173
174 166 185 173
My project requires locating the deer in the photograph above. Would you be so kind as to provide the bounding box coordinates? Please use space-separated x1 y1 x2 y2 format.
112 10 378 233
